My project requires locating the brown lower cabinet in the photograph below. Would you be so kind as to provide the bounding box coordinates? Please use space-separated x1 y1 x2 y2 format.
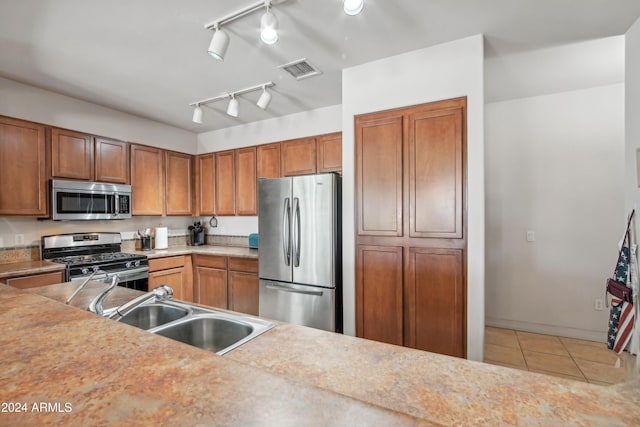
193 255 228 309
1 270 65 289
355 97 467 358
227 257 259 316
148 255 193 302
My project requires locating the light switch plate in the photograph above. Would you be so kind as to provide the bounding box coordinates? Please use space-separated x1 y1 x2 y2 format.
15 234 24 245
526 231 535 242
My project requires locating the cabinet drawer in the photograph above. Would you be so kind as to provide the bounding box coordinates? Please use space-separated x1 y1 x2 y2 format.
149 256 185 272
5 271 65 289
193 254 227 269
228 257 258 273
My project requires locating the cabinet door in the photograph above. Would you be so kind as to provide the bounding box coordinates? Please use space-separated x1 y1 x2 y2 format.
257 142 281 178
355 114 403 236
195 266 228 309
356 245 404 346
195 153 215 216
214 150 235 215
409 106 464 238
51 128 93 180
130 144 164 215
149 267 187 301
281 137 316 176
228 271 259 315
0 116 48 216
95 137 128 184
5 271 65 289
317 132 342 173
235 147 257 215
165 151 193 216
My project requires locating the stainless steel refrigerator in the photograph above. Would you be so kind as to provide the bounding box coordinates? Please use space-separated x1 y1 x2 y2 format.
258 173 342 332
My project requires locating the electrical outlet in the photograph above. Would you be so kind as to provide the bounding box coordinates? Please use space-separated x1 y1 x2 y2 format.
15 234 24 245
594 298 604 311
526 231 535 242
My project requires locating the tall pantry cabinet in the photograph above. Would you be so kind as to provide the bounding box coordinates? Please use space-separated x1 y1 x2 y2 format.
355 97 467 358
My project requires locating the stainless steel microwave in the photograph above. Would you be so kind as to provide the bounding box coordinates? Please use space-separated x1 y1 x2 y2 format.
52 179 132 220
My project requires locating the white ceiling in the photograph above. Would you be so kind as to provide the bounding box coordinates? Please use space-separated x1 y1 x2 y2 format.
1 0 639 133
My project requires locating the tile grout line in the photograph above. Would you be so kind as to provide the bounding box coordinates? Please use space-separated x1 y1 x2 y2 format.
556 337 589 382
514 331 530 372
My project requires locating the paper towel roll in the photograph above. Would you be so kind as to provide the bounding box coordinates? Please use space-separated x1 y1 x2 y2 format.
155 227 168 249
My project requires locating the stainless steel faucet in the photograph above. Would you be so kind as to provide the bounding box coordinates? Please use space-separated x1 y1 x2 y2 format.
107 285 174 320
66 269 107 305
88 274 120 316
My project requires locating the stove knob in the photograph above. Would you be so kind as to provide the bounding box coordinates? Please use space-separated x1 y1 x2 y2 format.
125 261 132 268
92 266 99 272
81 267 89 275
134 260 140 267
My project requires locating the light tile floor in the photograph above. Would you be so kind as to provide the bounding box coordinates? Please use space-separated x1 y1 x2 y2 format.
484 327 638 385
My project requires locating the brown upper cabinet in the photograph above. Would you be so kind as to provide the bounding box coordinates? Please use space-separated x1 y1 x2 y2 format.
256 142 281 178
50 127 93 180
165 150 193 216
235 147 257 216
317 132 342 173
0 116 48 216
214 150 235 215
130 144 164 215
195 153 215 216
94 137 129 184
281 137 316 176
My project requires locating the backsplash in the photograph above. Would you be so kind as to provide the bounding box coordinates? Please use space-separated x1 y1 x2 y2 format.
0 245 40 264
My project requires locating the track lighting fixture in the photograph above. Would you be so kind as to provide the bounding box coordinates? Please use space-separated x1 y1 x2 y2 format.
343 0 364 15
189 81 275 123
204 0 278 60
192 104 203 124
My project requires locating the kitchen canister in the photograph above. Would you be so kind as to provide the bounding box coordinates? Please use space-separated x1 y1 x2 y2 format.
155 227 168 249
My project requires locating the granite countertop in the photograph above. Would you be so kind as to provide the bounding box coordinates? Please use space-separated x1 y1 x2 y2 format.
125 245 258 260
0 260 66 279
10 283 640 426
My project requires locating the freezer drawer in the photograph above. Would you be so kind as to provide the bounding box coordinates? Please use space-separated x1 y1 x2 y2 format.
259 280 336 332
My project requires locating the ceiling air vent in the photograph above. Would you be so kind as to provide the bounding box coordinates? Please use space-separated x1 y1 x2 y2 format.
278 58 322 81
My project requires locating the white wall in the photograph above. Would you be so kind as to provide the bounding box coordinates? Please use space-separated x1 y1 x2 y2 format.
485 84 625 341
342 35 486 360
627 18 640 238
0 77 197 153
197 104 342 236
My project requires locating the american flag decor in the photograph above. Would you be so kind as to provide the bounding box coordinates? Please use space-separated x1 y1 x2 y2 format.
607 239 635 353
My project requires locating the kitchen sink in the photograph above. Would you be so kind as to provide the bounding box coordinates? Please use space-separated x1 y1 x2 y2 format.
117 303 190 330
115 300 276 355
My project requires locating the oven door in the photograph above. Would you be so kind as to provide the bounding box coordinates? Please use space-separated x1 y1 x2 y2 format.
71 267 149 292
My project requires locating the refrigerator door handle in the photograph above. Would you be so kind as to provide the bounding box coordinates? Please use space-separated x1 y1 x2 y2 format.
292 197 301 267
265 283 324 297
283 197 291 266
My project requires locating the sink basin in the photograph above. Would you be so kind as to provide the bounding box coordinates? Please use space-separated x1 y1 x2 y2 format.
153 316 254 353
118 303 189 330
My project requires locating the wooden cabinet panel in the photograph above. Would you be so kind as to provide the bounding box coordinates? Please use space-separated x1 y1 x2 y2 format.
317 132 342 173
130 144 164 215
5 271 65 289
409 107 463 238
408 247 464 357
228 257 258 274
195 265 228 309
195 154 215 216
235 147 257 215
51 128 93 180
148 256 193 302
257 142 281 178
281 137 316 176
356 245 404 346
0 116 48 216
215 150 235 215
150 268 188 301
228 270 259 315
193 254 227 269
355 114 403 236
149 256 185 272
95 137 128 184
165 151 193 216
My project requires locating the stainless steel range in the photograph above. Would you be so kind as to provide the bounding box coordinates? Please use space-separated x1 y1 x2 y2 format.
42 232 149 291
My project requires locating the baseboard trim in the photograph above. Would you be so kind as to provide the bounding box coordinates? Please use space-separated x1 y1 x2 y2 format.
486 317 608 343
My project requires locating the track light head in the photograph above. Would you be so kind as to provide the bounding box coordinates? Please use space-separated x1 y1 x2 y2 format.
192 105 203 124
256 87 272 109
260 10 278 45
343 0 364 15
227 95 239 117
208 27 230 61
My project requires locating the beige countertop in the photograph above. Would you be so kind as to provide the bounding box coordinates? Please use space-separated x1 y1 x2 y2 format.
125 244 258 259
5 282 639 426
0 260 66 279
